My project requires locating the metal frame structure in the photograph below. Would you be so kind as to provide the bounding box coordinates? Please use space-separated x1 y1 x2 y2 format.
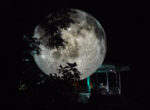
86 64 130 95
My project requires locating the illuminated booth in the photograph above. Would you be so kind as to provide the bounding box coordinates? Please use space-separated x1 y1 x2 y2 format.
77 64 130 98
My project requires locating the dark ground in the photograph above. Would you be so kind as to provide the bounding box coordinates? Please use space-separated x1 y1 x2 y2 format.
1 0 149 110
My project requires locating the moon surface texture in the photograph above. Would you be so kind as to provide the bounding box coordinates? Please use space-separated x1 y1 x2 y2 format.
32 9 107 80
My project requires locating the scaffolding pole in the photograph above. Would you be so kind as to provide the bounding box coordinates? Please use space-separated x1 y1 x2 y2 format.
87 77 91 93
118 69 121 94
106 70 109 93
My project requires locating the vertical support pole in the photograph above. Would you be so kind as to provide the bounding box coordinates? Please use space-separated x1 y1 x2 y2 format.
118 68 121 94
106 70 109 93
116 71 118 90
87 77 90 93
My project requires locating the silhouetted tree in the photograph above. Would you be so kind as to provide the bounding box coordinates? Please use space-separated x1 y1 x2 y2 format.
43 62 81 104
20 46 81 107
57 62 81 82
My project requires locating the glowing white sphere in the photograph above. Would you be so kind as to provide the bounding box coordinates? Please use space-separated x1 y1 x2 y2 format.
33 9 107 80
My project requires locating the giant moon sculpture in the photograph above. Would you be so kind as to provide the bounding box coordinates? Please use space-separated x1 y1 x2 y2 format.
32 9 107 80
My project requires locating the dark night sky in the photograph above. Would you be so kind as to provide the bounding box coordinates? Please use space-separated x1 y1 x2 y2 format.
1 0 149 107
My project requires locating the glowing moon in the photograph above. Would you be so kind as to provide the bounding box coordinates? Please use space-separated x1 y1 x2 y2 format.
32 9 107 80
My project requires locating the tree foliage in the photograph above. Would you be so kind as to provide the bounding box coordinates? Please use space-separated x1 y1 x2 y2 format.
18 62 81 107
